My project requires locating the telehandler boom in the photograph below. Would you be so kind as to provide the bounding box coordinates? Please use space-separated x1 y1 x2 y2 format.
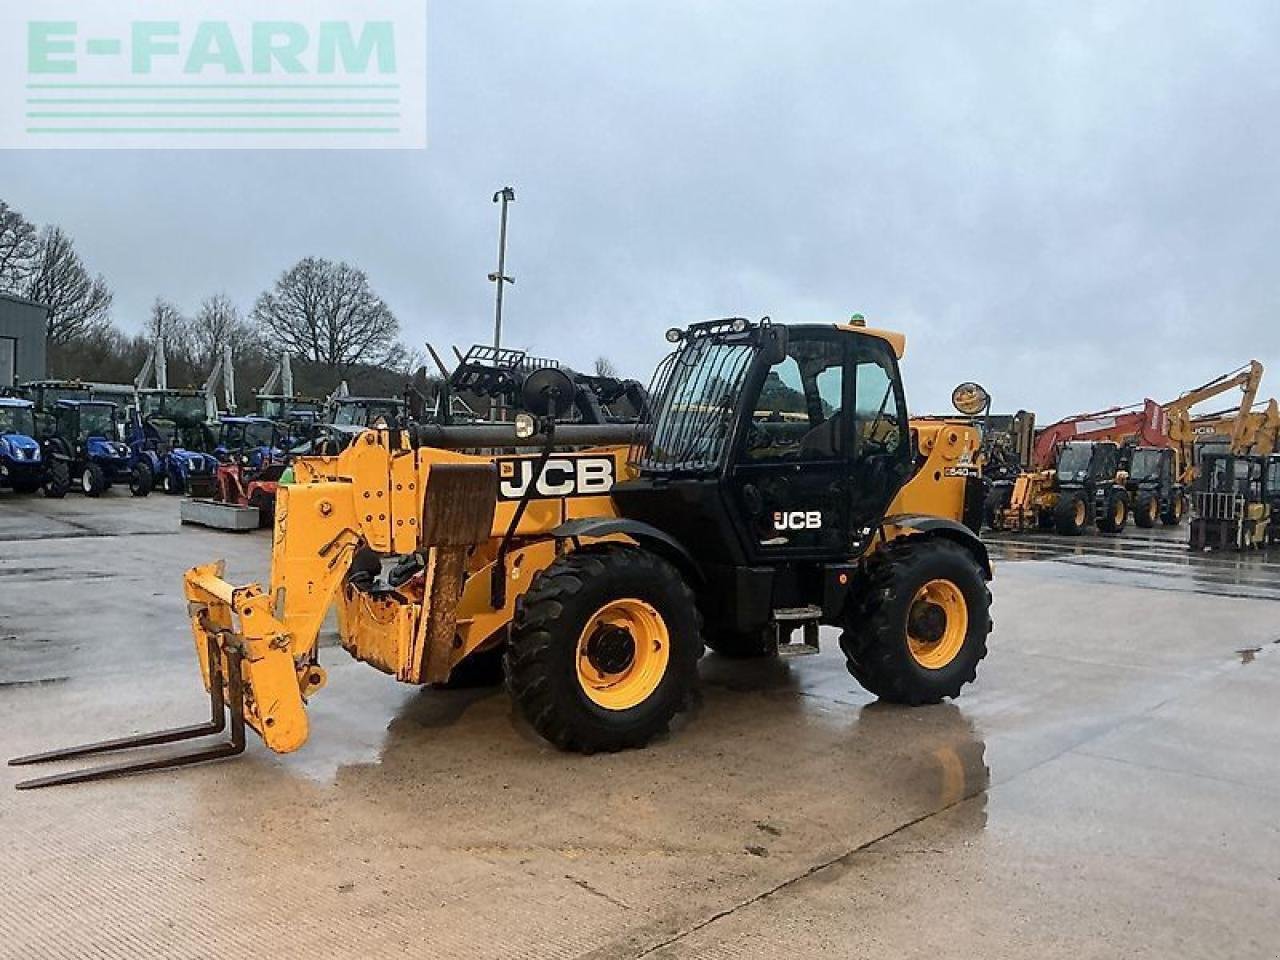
11 318 993 788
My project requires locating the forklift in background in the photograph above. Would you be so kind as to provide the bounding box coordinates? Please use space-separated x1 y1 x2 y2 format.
1190 451 1272 550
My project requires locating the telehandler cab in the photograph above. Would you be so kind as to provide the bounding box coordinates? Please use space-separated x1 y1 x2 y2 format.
11 318 993 788
987 439 1129 535
1121 445 1186 528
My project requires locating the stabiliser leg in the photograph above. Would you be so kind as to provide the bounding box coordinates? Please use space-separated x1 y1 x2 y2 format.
8 637 246 790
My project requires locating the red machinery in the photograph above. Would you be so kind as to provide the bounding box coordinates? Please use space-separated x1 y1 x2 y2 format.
1032 399 1169 469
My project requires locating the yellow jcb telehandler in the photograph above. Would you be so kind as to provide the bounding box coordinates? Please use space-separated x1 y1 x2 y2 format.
11 318 993 788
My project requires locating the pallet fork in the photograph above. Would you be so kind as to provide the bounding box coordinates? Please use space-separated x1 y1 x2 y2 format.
8 636 245 790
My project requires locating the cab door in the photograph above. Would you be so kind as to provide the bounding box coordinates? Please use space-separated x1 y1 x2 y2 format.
727 330 910 562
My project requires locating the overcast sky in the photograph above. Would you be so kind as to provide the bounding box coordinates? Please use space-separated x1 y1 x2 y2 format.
4 0 1280 420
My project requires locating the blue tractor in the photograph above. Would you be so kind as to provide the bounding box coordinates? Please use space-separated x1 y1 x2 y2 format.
0 397 52 495
128 389 220 496
40 399 150 498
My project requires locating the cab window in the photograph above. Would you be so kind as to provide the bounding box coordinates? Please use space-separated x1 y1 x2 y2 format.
741 338 844 461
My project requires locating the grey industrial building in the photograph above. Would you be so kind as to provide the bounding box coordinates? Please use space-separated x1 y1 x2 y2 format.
0 293 49 388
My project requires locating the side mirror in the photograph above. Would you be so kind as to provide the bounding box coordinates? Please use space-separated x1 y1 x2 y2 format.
951 382 991 417
761 326 789 366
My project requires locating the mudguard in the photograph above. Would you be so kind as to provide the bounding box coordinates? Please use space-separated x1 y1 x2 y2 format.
551 517 703 584
885 513 992 578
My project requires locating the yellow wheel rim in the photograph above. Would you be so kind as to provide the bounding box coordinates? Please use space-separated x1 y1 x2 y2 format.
1074 500 1087 526
1148 499 1158 522
1113 500 1125 524
907 579 969 670
576 598 670 711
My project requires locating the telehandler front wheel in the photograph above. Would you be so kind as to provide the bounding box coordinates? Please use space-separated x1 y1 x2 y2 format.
1098 489 1128 534
506 545 702 753
1162 495 1186 526
1054 492 1088 536
840 537 991 705
1135 493 1159 528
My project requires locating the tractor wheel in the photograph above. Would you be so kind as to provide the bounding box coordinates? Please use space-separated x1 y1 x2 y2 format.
129 461 154 497
1098 489 1128 534
249 489 275 528
839 537 991 705
42 461 69 499
81 463 106 498
1161 494 1186 526
1054 492 1089 536
703 623 776 659
506 545 702 753
1135 493 1159 528
162 471 185 495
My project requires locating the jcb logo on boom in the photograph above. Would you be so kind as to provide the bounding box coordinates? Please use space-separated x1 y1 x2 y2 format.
773 511 823 531
497 455 616 502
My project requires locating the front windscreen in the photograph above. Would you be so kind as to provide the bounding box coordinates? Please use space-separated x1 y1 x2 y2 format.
1056 443 1092 479
1128 449 1163 481
78 405 115 440
637 338 755 473
0 406 36 436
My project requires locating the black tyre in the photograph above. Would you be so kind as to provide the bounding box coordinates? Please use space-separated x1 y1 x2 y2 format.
43 460 69 499
80 462 106 498
703 623 776 659
1054 491 1089 536
249 489 275 528
162 470 185 495
839 537 991 705
506 545 702 753
1161 494 1186 526
1134 492 1159 528
129 461 154 497
1097 489 1128 534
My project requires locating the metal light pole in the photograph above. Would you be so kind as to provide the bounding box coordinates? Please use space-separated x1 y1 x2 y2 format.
489 186 516 349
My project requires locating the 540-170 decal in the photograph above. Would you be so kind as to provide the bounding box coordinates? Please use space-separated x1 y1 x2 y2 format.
497 454 617 502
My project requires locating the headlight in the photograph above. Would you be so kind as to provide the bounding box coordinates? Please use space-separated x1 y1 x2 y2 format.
514 413 537 439
241 455 250 465
730 317 750 333
665 327 684 344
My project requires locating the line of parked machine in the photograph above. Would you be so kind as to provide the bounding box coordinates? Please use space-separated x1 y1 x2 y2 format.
0 341 648 530
5 339 1273 553
979 360 1280 551
0 347 409 517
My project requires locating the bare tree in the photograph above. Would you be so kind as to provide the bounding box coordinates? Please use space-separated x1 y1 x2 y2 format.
191 293 259 369
148 297 189 343
0 201 38 291
251 257 399 371
594 356 619 378
25 226 113 343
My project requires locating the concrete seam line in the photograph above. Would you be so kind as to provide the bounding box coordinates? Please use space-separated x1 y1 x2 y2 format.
626 787 988 960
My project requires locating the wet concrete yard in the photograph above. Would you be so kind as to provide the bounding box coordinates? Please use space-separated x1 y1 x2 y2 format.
1 493 1278 958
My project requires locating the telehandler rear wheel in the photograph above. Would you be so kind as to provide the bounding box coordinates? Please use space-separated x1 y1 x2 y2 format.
1135 493 1159 528
840 537 990 705
1162 495 1185 526
1054 492 1088 536
1098 489 1128 534
506 545 702 753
